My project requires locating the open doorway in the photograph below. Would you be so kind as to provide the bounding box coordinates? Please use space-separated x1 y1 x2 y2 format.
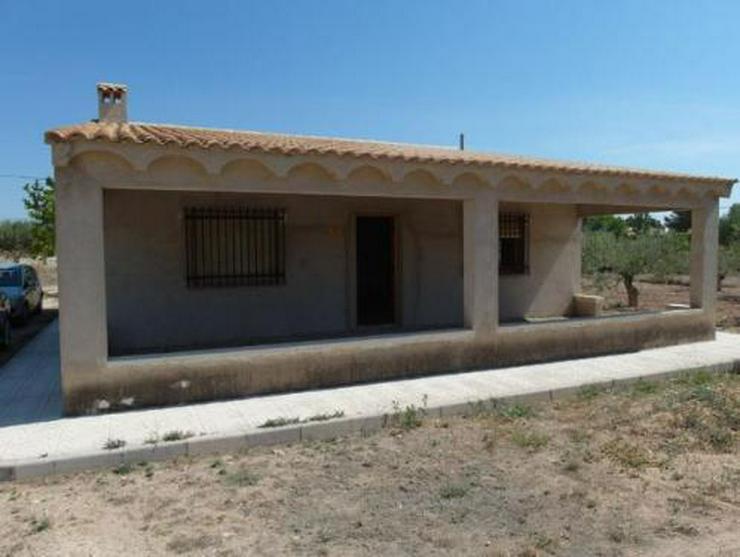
356 216 396 326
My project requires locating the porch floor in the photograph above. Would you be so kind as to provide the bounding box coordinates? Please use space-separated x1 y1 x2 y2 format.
0 322 738 480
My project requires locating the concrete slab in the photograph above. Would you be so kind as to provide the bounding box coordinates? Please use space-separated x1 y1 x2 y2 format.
0 320 62 426
0 327 737 481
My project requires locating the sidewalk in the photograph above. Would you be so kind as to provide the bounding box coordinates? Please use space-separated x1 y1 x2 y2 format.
0 320 62 427
0 328 738 480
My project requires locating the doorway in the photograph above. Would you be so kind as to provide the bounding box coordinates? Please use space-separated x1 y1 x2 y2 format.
356 216 396 326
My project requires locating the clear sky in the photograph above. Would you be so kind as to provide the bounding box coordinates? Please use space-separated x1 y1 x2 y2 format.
1 0 738 219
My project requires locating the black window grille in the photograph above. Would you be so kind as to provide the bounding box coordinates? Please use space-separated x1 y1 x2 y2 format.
184 206 286 288
499 212 529 275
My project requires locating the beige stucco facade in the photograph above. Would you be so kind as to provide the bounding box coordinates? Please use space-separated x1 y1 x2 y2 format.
47 85 735 415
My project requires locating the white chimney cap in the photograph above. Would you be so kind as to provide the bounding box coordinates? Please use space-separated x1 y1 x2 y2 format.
97 82 128 123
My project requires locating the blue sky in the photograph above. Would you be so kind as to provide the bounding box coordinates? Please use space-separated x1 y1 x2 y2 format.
1 0 738 219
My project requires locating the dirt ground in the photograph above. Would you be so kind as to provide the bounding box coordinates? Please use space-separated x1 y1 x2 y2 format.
582 275 740 333
0 371 737 556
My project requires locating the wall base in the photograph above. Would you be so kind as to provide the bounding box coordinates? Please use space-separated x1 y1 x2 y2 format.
62 310 714 416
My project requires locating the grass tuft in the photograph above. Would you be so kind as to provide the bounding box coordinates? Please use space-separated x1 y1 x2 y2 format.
497 403 535 420
222 467 259 487
29 516 50 534
102 438 126 450
510 429 549 450
161 430 194 442
439 482 470 499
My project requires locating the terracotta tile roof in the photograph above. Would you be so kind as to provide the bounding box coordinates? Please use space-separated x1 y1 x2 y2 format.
45 121 736 186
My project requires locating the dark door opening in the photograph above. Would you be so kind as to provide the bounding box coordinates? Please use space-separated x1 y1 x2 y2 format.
356 216 396 326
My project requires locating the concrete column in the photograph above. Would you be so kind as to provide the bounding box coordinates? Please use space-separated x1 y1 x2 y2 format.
463 193 498 336
690 198 719 319
55 167 108 410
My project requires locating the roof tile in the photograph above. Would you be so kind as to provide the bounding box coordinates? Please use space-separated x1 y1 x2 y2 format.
45 121 736 186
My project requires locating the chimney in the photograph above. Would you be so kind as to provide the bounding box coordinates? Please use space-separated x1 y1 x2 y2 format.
97 82 128 123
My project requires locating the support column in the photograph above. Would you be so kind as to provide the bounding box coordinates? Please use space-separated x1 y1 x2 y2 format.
55 167 108 412
463 193 498 336
690 198 719 320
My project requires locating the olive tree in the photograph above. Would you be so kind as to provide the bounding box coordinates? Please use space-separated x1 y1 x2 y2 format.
583 231 687 308
718 244 740 291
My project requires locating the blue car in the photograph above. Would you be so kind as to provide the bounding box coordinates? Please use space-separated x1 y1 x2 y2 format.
0 263 43 324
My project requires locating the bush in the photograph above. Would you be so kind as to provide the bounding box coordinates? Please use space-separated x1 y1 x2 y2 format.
0 220 33 256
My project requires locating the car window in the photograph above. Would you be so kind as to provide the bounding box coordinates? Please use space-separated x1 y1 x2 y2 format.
25 267 38 285
0 269 21 287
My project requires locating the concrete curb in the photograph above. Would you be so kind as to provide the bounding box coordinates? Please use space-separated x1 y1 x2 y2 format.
1 358 737 481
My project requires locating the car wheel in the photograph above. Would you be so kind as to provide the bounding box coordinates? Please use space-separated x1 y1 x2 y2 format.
0 319 10 349
19 303 30 325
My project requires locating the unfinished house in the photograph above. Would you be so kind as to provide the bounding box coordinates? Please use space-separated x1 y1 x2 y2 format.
46 84 736 414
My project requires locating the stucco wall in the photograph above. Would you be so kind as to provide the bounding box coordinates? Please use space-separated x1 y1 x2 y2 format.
104 190 463 355
499 203 581 321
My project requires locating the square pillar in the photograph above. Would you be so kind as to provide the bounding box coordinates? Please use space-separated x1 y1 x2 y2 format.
690 198 719 319
463 194 498 336
55 168 108 411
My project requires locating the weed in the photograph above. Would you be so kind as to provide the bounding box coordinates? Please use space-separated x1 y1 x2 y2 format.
632 380 659 396
675 370 715 387
531 532 555 551
389 401 425 430
102 438 126 450
29 516 50 534
112 463 132 476
510 429 549 450
706 428 733 451
306 410 345 423
400 405 424 429
601 439 652 469
259 417 301 428
144 433 159 445
259 409 345 429
577 385 605 401
497 403 535 420
439 482 470 499
469 399 500 417
161 430 194 442
222 467 259 487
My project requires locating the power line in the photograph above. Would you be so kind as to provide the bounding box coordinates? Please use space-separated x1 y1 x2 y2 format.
0 174 49 181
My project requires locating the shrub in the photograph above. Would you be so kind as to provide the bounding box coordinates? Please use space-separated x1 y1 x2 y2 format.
0 220 33 255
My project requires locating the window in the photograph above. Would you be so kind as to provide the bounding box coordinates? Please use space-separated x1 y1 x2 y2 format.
184 206 286 288
499 212 529 275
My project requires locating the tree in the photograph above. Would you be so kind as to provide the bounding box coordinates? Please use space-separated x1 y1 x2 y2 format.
718 243 740 291
625 213 662 235
664 210 691 232
582 215 628 237
0 220 33 257
23 177 55 257
583 231 687 307
719 204 740 246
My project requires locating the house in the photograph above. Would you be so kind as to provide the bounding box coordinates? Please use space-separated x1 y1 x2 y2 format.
46 83 736 415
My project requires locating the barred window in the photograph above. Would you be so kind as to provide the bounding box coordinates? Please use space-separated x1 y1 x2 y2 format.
499 212 529 275
184 207 286 288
